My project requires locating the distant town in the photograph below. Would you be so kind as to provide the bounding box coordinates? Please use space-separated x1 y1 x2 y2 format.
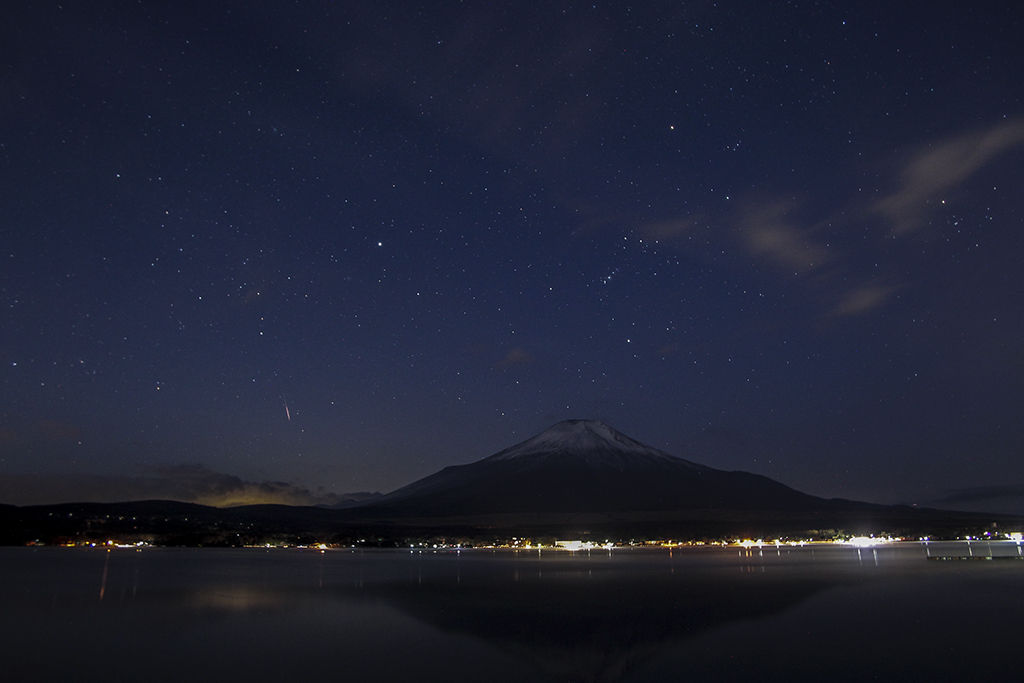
18 522 1024 553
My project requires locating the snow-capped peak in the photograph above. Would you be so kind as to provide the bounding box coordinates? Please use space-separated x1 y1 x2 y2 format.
487 419 683 464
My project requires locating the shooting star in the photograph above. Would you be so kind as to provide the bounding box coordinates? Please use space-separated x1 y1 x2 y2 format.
283 396 291 422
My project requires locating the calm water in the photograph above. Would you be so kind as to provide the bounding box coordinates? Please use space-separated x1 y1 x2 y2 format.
1 543 1022 682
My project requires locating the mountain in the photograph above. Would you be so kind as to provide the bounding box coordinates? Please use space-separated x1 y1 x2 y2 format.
5 421 1014 545
359 419 849 517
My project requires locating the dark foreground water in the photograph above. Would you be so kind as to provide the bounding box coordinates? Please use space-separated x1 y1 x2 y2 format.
1 542 1022 683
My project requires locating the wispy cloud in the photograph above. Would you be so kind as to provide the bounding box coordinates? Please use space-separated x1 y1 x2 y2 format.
640 119 1024 319
738 200 832 274
933 484 1024 506
895 484 1024 515
0 465 364 508
830 279 899 317
497 347 535 367
873 118 1024 234
643 217 702 240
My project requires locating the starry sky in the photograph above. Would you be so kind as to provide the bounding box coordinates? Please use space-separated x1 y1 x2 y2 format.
3 1 1024 513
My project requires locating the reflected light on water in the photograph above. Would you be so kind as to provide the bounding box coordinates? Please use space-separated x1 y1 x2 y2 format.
3 544 1023 683
98 548 110 601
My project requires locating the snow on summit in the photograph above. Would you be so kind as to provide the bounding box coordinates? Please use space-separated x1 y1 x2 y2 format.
362 418 834 515
487 419 687 466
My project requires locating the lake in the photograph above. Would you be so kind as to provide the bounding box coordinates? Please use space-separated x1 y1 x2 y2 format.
2 542 1021 682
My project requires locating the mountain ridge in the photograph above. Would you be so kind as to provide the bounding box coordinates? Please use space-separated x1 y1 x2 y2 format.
361 419 839 516
5 420 1018 544
482 419 699 468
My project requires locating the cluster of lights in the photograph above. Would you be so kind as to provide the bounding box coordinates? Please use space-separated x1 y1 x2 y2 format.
843 536 895 547
554 541 616 552
735 539 813 548
33 530 1024 550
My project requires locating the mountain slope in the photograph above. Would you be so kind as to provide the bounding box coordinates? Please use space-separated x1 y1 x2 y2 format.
361 420 841 516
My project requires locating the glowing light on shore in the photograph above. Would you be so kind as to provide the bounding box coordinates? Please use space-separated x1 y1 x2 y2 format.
553 541 613 551
844 536 893 547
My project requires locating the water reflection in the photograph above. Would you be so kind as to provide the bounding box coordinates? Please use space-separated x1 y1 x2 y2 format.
98 548 110 601
1 544 1021 683
373 555 847 682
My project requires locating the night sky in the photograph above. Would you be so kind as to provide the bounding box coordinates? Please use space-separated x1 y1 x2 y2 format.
3 1 1024 513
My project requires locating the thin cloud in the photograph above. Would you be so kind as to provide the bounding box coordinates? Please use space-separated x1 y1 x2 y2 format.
830 280 899 317
628 120 1021 323
497 347 535 367
934 484 1024 505
739 200 832 274
873 118 1024 234
642 217 702 240
0 465 357 508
